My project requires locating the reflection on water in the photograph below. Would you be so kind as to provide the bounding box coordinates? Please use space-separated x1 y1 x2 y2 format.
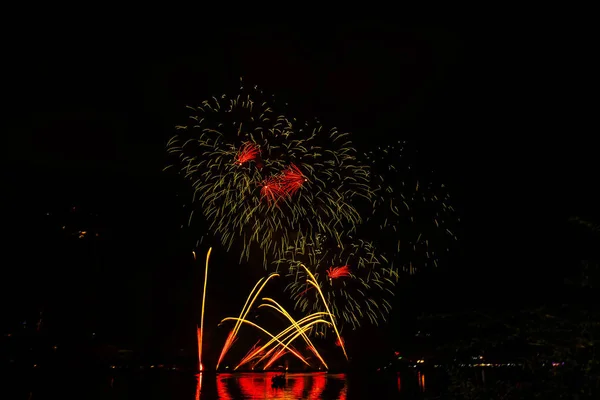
417 370 426 392
19 370 432 399
215 372 343 399
195 373 202 400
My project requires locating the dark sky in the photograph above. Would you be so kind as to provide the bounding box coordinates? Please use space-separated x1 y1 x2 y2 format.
1 22 596 359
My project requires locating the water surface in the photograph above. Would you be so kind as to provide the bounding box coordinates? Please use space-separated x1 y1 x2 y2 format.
17 370 435 399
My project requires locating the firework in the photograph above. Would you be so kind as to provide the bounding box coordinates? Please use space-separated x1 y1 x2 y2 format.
234 312 327 370
165 78 372 265
257 298 329 369
261 319 329 370
360 141 459 275
297 264 351 359
197 247 212 371
246 315 331 370
168 80 459 363
236 340 263 369
218 272 349 369
216 272 279 369
281 237 398 332
220 316 312 368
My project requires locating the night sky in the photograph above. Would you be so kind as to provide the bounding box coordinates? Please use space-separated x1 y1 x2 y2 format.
1 22 596 362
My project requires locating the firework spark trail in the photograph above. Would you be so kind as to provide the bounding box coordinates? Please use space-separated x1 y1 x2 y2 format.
195 248 211 372
259 298 329 369
216 273 279 369
220 317 311 367
263 349 289 371
262 319 331 370
301 264 348 360
235 312 330 370
236 340 263 369
298 286 315 296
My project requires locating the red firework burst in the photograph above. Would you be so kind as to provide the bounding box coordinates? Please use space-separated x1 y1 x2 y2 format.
281 163 306 196
236 142 260 165
326 265 351 279
260 177 285 204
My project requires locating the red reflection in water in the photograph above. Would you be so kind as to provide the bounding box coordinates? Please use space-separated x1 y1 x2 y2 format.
216 374 234 400
237 373 269 398
326 374 347 400
197 326 203 372
338 378 348 400
308 373 326 399
195 373 202 400
418 371 426 392
397 372 401 392
288 375 306 398
216 372 349 399
237 372 307 399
